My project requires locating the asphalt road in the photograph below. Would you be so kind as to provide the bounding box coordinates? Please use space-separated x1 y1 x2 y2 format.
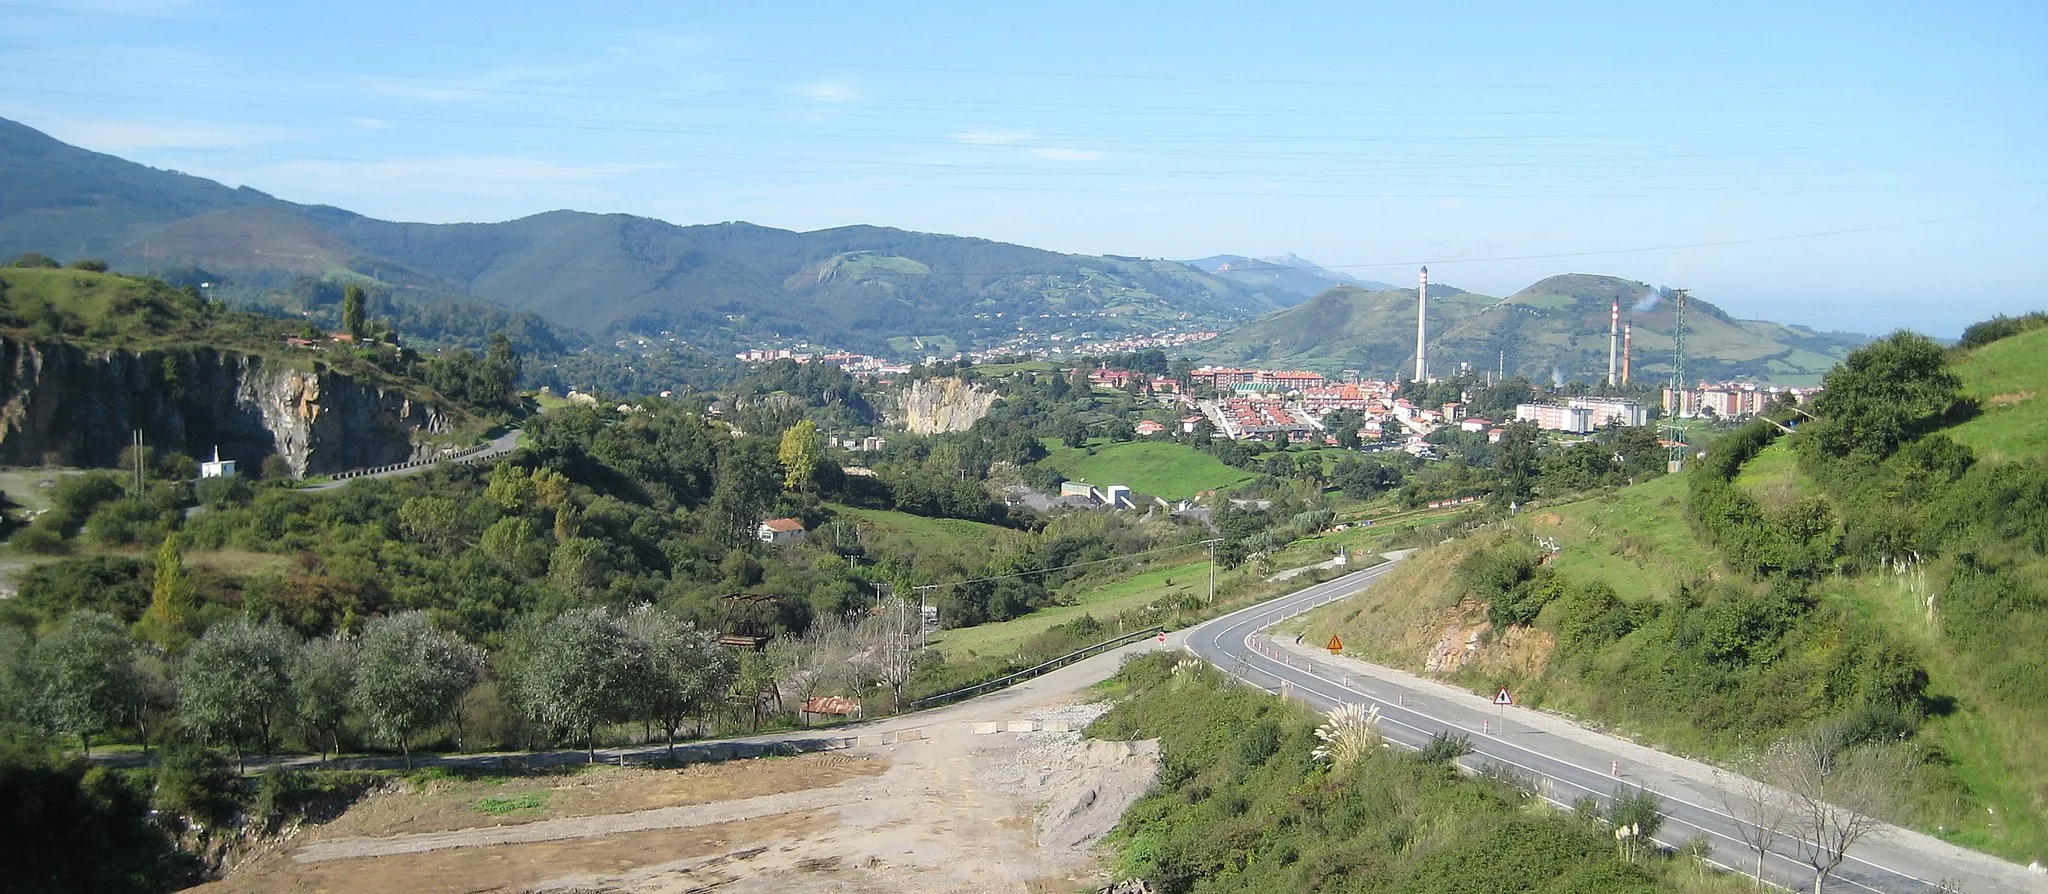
1183 559 2043 894
307 428 522 491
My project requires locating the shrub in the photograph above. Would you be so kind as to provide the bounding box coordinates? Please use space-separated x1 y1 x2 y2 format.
153 745 244 834
1418 731 1475 765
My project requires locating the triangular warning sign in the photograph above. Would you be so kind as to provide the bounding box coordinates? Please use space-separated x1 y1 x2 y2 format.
1494 687 1514 706
1326 634 1343 654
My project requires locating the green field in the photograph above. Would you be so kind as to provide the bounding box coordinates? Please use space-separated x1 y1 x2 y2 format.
1946 326 2048 462
825 504 1025 577
931 555 1215 659
1729 440 1812 509
1041 440 1253 499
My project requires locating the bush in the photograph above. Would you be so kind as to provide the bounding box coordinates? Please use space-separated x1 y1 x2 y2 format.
11 521 70 555
1418 731 1475 765
153 745 244 834
252 768 383 834
0 743 196 892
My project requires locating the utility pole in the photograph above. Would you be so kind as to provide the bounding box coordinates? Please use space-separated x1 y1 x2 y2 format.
914 583 938 651
1667 289 1689 471
1203 538 1222 606
131 430 144 497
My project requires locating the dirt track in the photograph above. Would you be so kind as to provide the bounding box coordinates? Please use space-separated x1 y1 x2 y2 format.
197 637 1171 893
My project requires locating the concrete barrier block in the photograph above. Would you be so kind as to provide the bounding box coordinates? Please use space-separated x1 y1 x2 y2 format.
1041 721 1075 733
1006 720 1038 733
893 729 923 741
972 722 1003 735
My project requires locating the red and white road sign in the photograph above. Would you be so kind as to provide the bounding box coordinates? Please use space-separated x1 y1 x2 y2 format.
1157 631 1167 644
1494 687 1514 706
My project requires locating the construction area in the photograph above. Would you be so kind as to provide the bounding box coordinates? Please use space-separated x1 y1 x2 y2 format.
195 644 1166 894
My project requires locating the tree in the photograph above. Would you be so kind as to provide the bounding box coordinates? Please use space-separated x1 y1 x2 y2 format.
398 495 462 555
27 611 139 757
351 612 474 768
138 534 196 653
515 607 645 762
291 634 356 763
1804 332 1961 462
777 420 824 493
853 597 920 714
1494 421 1542 506
625 605 738 756
1764 730 1911 894
1714 761 1792 891
342 283 366 342
478 332 521 408
1059 418 1089 449
768 612 853 725
707 439 782 546
177 617 295 769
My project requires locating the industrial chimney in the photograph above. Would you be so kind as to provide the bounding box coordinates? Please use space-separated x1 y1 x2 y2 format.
1414 266 1429 383
1622 322 1632 385
1607 301 1620 387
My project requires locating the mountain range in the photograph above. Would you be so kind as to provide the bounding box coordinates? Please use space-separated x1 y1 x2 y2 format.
0 117 1301 356
1191 273 1867 385
1182 253 1399 298
1 117 1864 379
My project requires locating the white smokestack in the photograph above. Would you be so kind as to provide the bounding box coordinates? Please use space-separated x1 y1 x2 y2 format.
1607 301 1619 387
1414 266 1428 383
1623 322 1632 385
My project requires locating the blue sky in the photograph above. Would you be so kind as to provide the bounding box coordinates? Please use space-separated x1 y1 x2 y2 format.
4 0 2044 335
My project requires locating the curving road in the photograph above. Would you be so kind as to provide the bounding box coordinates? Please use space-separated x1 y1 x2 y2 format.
1184 558 2043 894
307 428 522 491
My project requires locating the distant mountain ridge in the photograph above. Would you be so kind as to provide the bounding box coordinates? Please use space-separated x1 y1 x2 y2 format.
1193 273 1867 385
0 117 1294 355
1183 253 1398 298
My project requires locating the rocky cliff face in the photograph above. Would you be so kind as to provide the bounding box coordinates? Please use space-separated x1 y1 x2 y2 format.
888 377 998 434
0 339 455 476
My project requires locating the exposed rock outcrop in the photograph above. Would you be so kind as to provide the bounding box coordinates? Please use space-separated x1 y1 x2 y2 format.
888 377 998 434
0 339 456 476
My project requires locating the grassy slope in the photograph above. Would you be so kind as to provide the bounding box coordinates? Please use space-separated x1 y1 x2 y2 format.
931 554 1213 659
1945 326 2048 462
1041 440 1253 499
825 504 1024 579
1283 335 2048 860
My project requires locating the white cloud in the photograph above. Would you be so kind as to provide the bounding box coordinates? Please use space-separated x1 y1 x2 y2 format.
793 79 862 103
948 129 1034 145
341 117 393 131
1032 147 1109 161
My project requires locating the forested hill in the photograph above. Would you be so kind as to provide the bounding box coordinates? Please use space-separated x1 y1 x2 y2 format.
1193 273 1867 384
0 117 1291 355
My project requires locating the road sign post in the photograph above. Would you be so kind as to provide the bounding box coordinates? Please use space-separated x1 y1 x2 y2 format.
1493 686 1513 732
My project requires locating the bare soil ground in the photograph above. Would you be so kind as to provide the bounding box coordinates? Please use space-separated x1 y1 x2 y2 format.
196 641 1170 894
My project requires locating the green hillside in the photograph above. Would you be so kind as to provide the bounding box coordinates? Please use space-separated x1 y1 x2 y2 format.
1042 440 1254 499
0 266 297 355
1947 325 2048 461
1289 328 2048 862
1197 273 1866 384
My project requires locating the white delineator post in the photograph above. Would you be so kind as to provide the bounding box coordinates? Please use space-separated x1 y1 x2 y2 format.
1414 266 1429 383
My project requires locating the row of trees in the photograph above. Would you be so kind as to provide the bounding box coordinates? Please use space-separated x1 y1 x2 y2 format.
0 602 759 767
